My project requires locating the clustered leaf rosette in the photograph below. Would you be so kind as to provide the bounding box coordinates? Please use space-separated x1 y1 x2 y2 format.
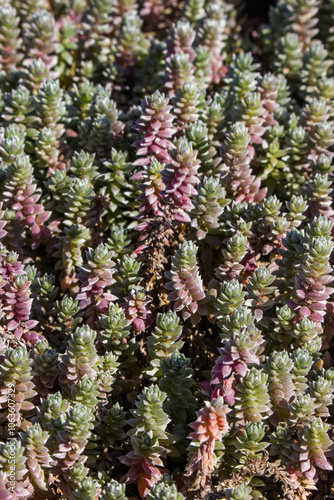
190 176 230 242
3 275 37 342
80 0 114 60
1 1 334 499
98 148 137 227
197 18 227 85
127 385 171 441
0 250 39 343
76 244 117 327
133 90 177 167
120 386 172 498
132 158 165 229
113 255 142 298
165 241 207 324
266 351 295 423
121 288 153 332
1 85 36 131
0 440 33 498
113 255 142 299
32 341 59 397
209 321 264 406
164 51 195 97
296 418 334 481
234 367 271 427
0 345 37 430
226 52 260 103
20 423 52 493
22 10 58 71
166 20 196 61
114 12 149 76
146 474 185 499
215 232 248 282
185 398 230 492
53 402 95 474
232 92 266 145
245 266 276 320
79 91 124 158
100 479 128 500
201 96 225 145
173 81 203 128
220 123 267 204
98 302 133 355
230 421 270 470
186 121 222 175
2 154 51 251
54 295 81 337
224 484 253 500
97 402 127 450
37 80 65 139
0 6 22 75
214 280 246 330
307 171 334 219
146 310 183 381
98 358 120 400
119 432 167 499
288 232 334 332
159 351 198 427
258 73 280 127
310 375 334 418
162 137 201 222
63 178 96 228
58 325 98 388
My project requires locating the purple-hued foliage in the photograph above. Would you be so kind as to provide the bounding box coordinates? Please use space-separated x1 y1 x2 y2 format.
1 1 334 499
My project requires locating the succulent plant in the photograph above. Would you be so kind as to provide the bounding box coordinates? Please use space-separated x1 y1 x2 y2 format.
266 351 295 421
173 81 203 128
23 10 58 70
164 51 195 97
234 421 270 464
0 2 334 499
146 311 183 381
119 432 167 499
98 403 127 449
215 232 248 282
159 351 197 426
98 302 132 354
122 288 152 332
133 90 176 167
54 402 95 472
220 123 266 204
185 398 230 491
76 244 117 326
128 385 170 441
20 423 52 493
162 137 201 221
0 6 22 74
146 474 185 499
234 368 271 426
2 154 51 251
101 479 128 500
190 176 229 241
165 241 207 324
224 484 253 500
0 345 37 429
297 418 334 480
0 440 32 498
59 326 98 387
32 341 59 397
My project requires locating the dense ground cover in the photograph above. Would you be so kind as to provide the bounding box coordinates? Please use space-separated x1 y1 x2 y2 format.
0 0 334 498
